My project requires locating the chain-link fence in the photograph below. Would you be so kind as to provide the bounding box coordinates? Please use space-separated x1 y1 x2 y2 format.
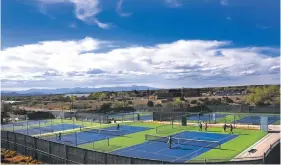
1 131 169 164
2 130 275 164
135 104 280 114
152 111 280 126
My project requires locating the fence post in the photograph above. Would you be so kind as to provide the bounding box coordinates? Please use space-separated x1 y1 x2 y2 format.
48 141 51 163
7 131 9 149
64 145 68 164
24 134 27 155
34 137 38 160
83 150 87 164
104 153 108 164
14 132 17 152
263 152 266 163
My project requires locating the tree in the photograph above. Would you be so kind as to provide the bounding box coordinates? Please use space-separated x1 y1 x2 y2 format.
190 100 197 104
100 103 112 109
224 97 234 104
173 98 182 105
1 103 12 124
244 86 280 105
100 93 108 100
147 101 154 107
70 95 77 109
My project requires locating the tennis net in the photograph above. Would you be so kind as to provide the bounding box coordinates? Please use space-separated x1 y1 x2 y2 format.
80 126 126 136
31 127 54 133
145 134 221 148
14 123 25 127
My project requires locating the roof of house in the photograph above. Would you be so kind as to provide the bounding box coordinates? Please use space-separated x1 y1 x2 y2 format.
63 94 91 98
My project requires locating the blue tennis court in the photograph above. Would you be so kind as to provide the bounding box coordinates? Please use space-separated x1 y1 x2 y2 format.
111 131 237 163
139 115 153 121
235 115 280 125
14 124 81 135
44 125 152 146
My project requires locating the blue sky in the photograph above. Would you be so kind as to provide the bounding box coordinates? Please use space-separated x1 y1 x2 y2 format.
1 0 280 91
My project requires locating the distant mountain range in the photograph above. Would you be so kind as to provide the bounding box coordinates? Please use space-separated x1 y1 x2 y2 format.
1 85 159 96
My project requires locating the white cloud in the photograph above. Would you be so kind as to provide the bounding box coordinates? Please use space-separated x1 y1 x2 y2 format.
93 19 112 29
116 0 132 17
69 23 77 28
37 0 111 29
165 0 182 8
220 0 228 6
1 37 280 90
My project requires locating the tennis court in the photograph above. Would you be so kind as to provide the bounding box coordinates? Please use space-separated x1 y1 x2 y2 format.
234 115 280 125
13 123 81 135
44 125 152 146
111 131 237 163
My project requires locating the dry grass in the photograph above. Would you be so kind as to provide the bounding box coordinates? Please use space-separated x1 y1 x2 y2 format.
1 149 42 164
19 95 244 111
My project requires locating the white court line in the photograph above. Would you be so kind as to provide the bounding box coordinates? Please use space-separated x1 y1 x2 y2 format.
112 141 157 155
132 149 179 160
172 134 236 163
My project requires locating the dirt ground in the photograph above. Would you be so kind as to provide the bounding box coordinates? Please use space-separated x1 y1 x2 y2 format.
19 95 243 111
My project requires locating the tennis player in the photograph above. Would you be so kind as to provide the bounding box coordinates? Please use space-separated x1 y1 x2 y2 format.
199 122 203 131
58 133 62 141
117 123 120 131
223 123 227 132
168 136 172 149
137 114 140 121
230 124 233 134
205 122 208 131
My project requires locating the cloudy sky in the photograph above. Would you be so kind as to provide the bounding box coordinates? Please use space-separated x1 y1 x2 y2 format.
1 0 280 91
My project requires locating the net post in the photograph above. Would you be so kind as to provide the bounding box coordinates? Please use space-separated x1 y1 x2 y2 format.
12 123 15 132
107 137 109 146
92 141 95 149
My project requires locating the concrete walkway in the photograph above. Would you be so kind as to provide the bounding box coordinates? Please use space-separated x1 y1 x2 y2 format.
232 132 280 161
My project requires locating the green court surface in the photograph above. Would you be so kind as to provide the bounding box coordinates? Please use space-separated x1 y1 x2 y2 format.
78 122 265 161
